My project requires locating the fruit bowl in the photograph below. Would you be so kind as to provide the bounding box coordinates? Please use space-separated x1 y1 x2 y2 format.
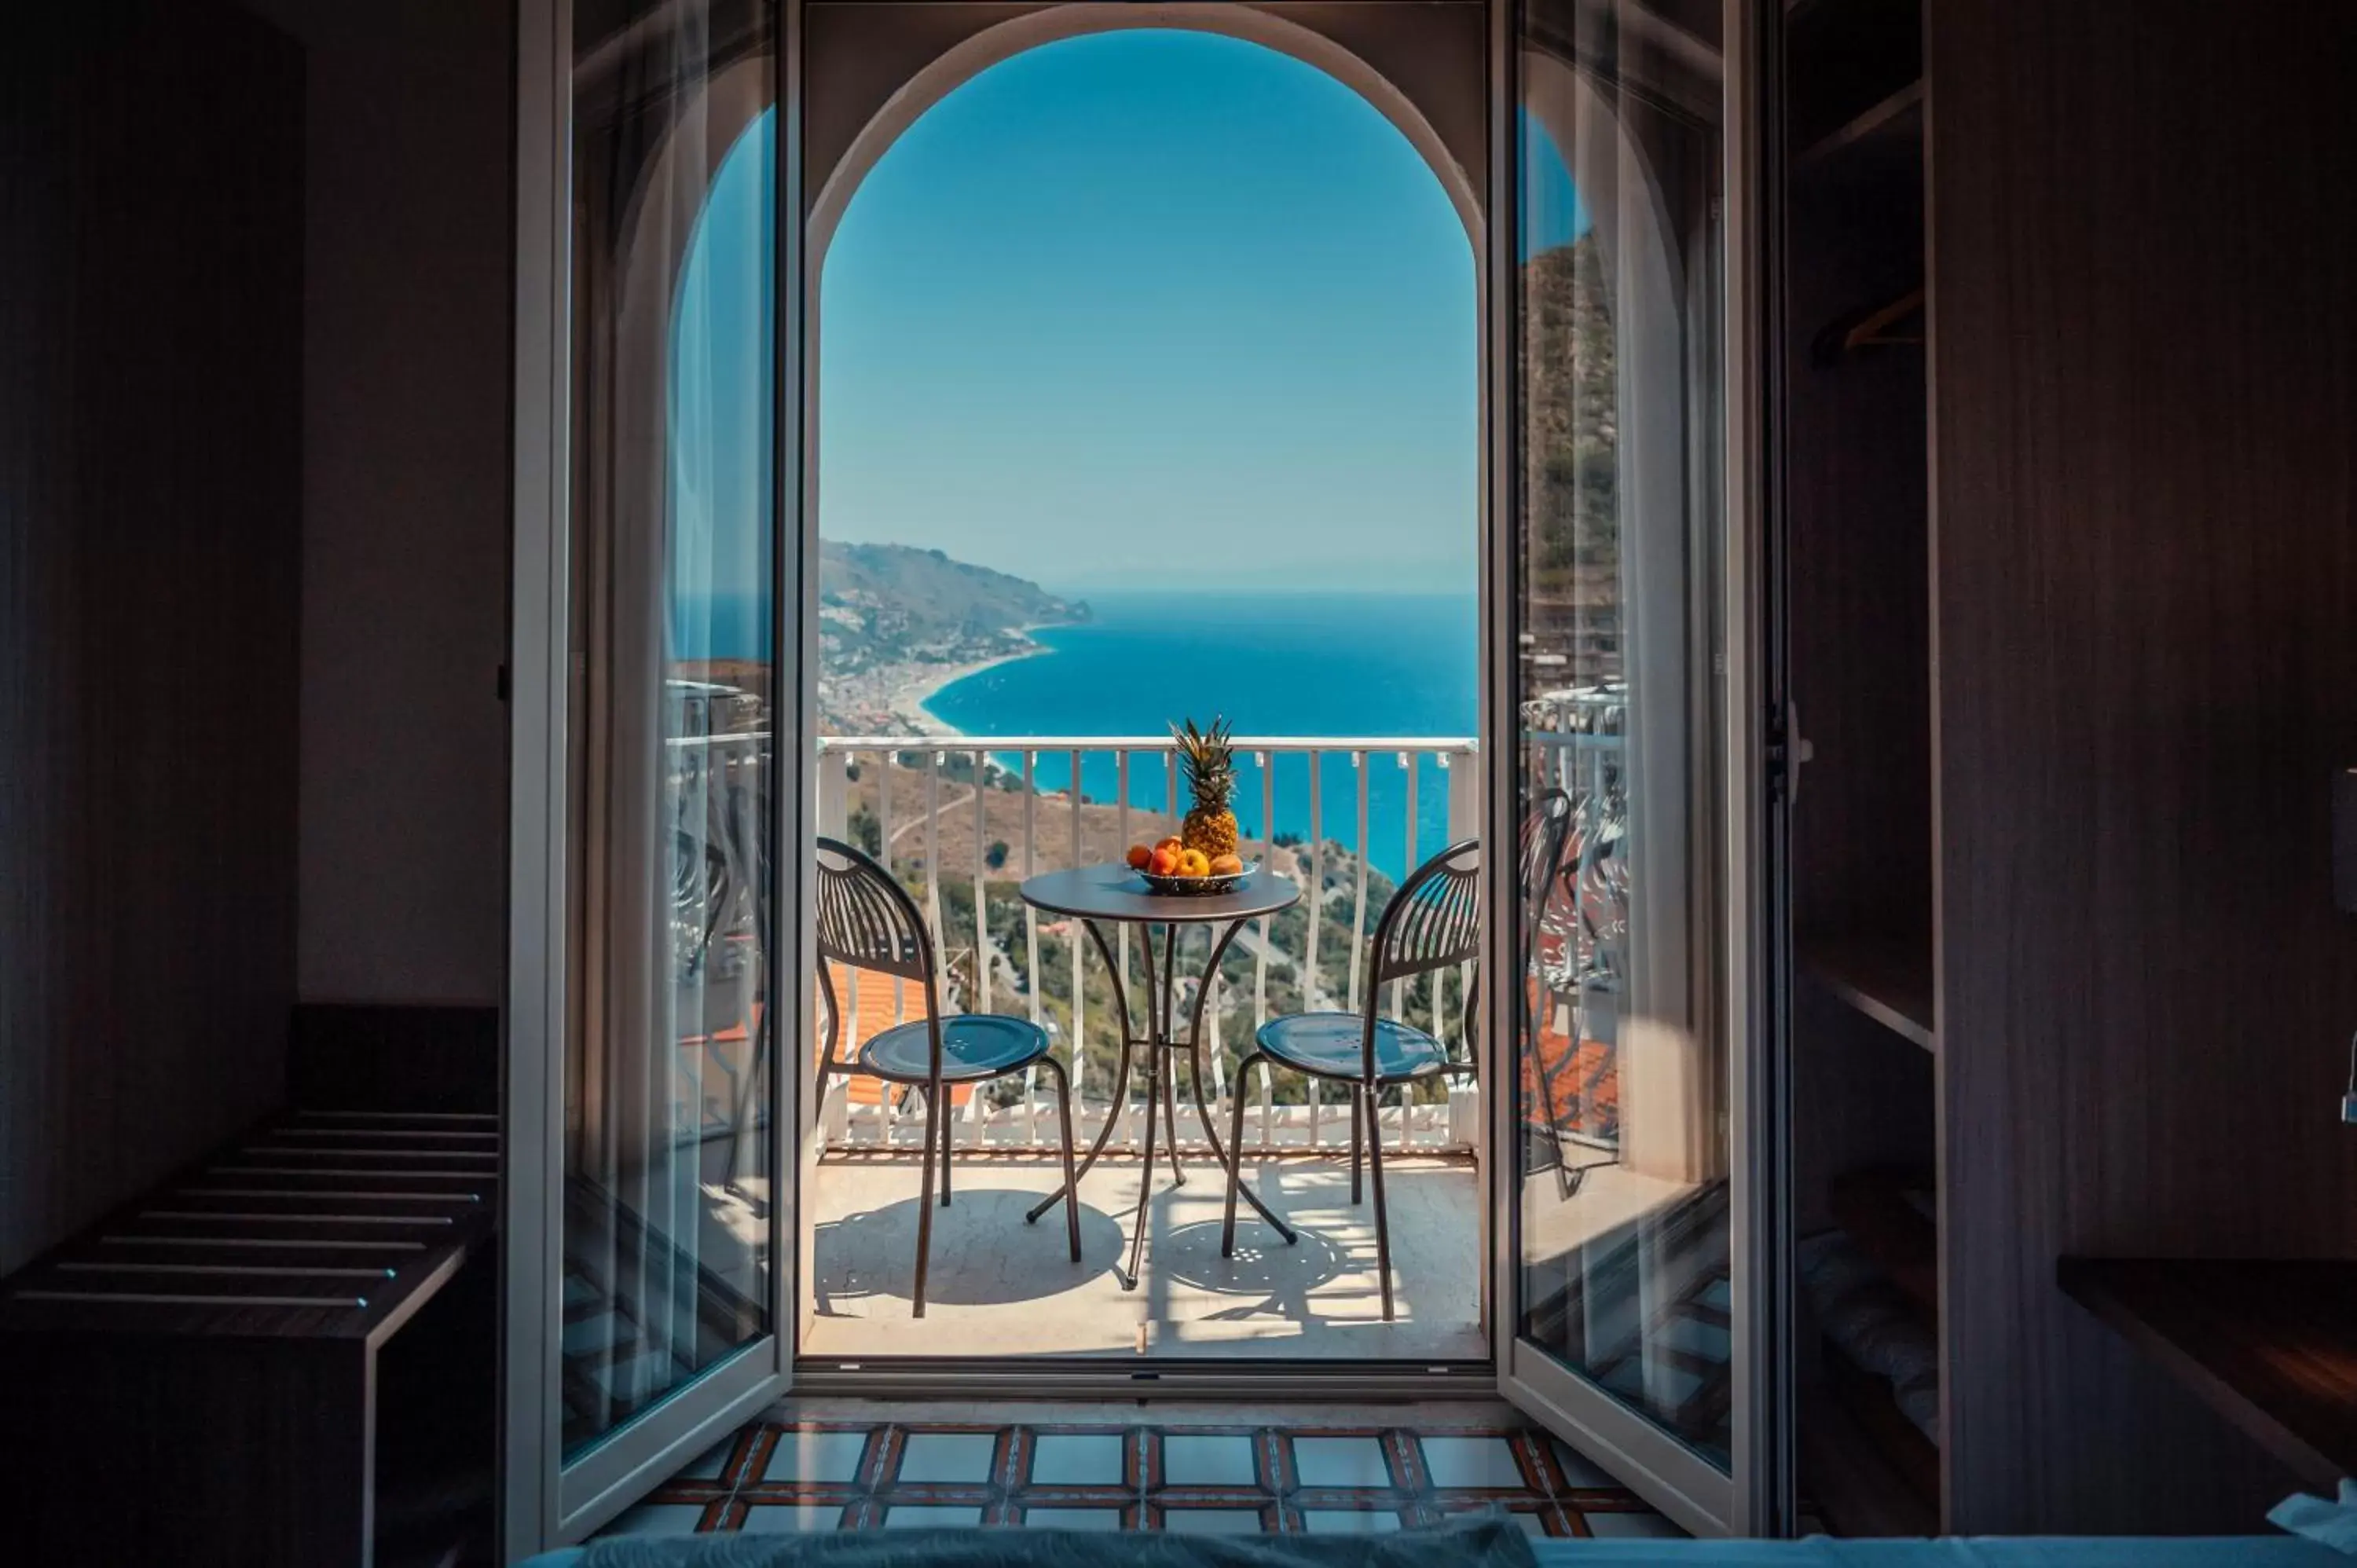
1137 859 1257 897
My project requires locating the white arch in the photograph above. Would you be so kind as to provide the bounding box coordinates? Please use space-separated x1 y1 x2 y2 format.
805 3 1483 277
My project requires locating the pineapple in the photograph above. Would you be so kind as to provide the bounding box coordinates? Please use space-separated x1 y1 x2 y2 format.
1174 716 1241 858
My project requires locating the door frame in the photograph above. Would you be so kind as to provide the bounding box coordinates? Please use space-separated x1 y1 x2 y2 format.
503 0 807 1551
506 0 1780 1544
1483 0 1782 1537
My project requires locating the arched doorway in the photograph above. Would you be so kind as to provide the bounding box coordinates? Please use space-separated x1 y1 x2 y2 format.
794 18 1488 1363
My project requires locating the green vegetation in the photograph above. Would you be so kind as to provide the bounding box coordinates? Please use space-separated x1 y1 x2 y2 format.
1522 235 1621 676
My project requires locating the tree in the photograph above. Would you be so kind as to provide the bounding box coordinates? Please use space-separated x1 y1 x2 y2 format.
846 802 882 857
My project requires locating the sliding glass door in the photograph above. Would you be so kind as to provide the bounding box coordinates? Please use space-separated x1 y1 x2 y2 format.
1490 0 1775 1536
508 0 807 1548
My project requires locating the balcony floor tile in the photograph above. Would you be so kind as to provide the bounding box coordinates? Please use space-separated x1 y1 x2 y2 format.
805 1153 1483 1361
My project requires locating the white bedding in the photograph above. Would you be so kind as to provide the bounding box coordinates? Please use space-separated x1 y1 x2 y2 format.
1530 1539 2347 1568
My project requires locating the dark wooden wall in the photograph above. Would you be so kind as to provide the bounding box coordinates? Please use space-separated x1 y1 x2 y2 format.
0 4 305 1278
1787 139 1930 965
239 0 515 1009
1930 0 2357 1532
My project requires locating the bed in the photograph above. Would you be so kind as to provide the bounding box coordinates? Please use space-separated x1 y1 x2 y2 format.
1528 1541 2346 1567
530 1526 2350 1568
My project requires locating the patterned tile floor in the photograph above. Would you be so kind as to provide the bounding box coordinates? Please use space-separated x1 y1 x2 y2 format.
601 1401 1687 1540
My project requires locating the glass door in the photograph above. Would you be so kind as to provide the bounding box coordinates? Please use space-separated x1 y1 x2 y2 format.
1489 0 1776 1536
508 0 806 1549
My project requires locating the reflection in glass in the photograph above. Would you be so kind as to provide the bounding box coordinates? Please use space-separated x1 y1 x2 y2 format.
563 2 776 1460
1513 0 1730 1468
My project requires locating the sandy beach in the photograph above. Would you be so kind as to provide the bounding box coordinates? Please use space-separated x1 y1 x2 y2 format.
816 620 1058 738
885 638 1048 737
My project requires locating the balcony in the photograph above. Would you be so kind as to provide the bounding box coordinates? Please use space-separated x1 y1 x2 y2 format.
557 713 1638 1437
770 727 1624 1360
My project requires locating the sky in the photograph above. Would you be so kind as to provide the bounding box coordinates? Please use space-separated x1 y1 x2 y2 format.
676 29 1589 601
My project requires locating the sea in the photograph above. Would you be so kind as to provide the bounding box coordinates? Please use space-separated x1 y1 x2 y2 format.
922 592 1476 882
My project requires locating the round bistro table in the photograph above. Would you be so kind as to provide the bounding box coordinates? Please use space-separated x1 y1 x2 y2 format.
1016 862 1302 1291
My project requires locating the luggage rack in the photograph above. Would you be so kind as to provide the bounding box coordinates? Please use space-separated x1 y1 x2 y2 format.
0 1107 500 1566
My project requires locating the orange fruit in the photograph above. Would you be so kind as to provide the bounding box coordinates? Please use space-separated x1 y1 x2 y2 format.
1210 853 1244 876
1126 844 1152 870
1156 835 1183 855
1149 846 1181 876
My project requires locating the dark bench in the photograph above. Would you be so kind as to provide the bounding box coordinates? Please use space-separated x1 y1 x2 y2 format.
0 1107 500 1566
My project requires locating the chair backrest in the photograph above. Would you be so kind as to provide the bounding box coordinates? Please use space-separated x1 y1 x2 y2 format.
674 828 732 979
1518 789 1571 954
1369 837 1483 992
814 836 934 988
1519 789 1571 896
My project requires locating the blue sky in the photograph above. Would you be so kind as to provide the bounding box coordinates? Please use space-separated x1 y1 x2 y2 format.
676 30 1588 600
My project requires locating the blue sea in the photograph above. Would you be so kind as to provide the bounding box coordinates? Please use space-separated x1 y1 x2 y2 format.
923 592 1476 881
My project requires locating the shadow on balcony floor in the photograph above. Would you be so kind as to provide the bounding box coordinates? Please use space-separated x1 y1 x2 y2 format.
805 1153 1485 1361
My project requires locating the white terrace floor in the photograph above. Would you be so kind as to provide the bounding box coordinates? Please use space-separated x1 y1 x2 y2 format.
805 1152 1487 1361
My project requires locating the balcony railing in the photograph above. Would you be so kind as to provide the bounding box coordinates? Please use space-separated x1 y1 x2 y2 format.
812 735 1486 1159
664 718 1629 1170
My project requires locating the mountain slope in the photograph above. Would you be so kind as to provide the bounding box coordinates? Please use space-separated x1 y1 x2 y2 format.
819 540 1089 675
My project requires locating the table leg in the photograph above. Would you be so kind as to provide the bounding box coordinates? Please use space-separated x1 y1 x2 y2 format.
1162 1048 1186 1187
1182 918 1293 1238
1119 923 1182 1280
1025 918 1136 1226
1123 1035 1160 1293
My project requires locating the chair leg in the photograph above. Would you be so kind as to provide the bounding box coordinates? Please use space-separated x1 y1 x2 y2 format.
1043 1057 1083 1262
1349 1086 1364 1205
725 1036 763 1192
912 1088 937 1318
1366 1080 1395 1322
1221 1053 1259 1257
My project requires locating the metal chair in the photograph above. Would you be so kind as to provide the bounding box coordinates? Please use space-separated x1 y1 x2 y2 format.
813 836 1080 1317
1534 808 1628 1196
1221 837 1482 1321
1516 790 1585 1198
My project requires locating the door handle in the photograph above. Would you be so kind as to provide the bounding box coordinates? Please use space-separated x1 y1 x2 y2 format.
1785 699 1813 807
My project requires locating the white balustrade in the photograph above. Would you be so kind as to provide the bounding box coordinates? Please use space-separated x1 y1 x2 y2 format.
812 735 1487 1157
678 725 1629 1163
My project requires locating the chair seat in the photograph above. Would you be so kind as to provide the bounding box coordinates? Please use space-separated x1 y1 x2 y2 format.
1256 1013 1450 1082
857 1013 1050 1084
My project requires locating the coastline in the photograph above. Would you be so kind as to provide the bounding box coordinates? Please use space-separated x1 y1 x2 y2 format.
882 623 1058 738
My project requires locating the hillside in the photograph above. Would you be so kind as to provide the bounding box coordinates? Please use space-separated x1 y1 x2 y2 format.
1519 234 1622 683
819 541 1087 674
835 752 1449 1098
816 541 1090 732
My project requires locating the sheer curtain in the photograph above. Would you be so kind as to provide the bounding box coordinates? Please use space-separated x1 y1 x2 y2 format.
565 0 775 1459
